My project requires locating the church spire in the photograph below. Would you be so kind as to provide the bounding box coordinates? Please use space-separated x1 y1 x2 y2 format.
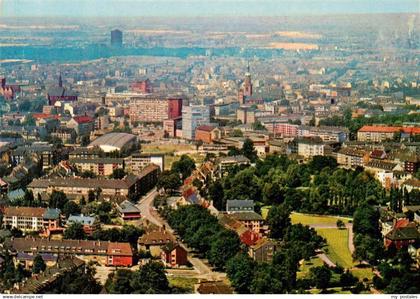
58 73 63 88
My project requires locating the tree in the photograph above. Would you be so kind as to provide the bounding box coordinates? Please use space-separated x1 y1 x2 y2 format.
32 255 46 274
105 269 134 294
23 190 35 206
224 168 261 202
309 266 331 290
250 263 287 294
226 253 256 294
242 138 258 162
340 270 358 287
81 170 96 178
81 135 90 146
64 222 86 239
48 190 68 209
208 180 225 211
156 171 181 194
62 201 81 218
88 190 96 203
267 204 291 240
207 229 241 270
110 168 126 179
171 155 196 180
336 219 345 230
130 262 170 294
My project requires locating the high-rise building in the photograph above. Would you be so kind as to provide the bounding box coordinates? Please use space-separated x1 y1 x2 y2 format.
182 105 210 140
129 96 182 123
111 29 123 47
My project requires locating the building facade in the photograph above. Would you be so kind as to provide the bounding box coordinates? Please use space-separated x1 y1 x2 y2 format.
182 105 211 140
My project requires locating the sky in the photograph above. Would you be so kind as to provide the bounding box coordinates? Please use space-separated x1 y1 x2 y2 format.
0 0 418 17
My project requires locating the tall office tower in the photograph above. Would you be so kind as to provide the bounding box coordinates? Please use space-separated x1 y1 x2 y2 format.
182 105 210 140
111 29 123 47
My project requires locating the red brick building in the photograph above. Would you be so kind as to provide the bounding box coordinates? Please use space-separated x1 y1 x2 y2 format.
168 98 183 119
195 125 221 144
47 75 78 105
161 242 188 268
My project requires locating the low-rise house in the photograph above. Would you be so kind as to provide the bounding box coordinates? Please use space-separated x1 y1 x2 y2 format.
384 219 420 250
117 200 141 221
51 128 77 144
138 229 176 257
218 213 260 246
160 242 188 268
16 253 58 270
9 238 133 267
248 238 279 263
0 178 8 194
67 116 94 137
226 200 255 213
230 211 264 234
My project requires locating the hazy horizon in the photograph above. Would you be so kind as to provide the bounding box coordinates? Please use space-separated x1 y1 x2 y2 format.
1 0 418 17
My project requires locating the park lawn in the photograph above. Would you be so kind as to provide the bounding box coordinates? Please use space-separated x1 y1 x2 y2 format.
168 276 198 293
297 256 324 279
316 228 353 269
142 144 196 153
291 212 351 226
350 267 374 281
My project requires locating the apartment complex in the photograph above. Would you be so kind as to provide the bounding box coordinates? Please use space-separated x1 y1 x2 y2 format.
357 125 420 142
126 153 164 173
69 157 124 176
298 126 348 143
2 207 61 232
9 237 133 267
28 164 160 199
297 137 325 158
129 96 182 123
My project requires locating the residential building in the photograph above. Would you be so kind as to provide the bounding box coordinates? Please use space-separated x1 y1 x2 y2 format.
226 200 255 213
117 200 141 221
2 207 61 232
248 238 279 263
129 96 182 123
336 148 367 168
28 164 160 200
138 229 176 257
67 116 94 136
384 219 420 250
217 155 250 177
298 126 348 143
111 29 123 47
9 237 133 267
51 128 77 144
0 77 21 100
296 137 325 158
357 125 420 142
182 105 211 140
69 157 124 176
126 153 164 173
230 212 264 234
160 242 188 268
47 75 77 105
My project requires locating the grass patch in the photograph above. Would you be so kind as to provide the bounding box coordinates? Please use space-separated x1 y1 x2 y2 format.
291 212 351 226
297 256 324 279
316 228 353 269
350 267 374 281
168 276 198 293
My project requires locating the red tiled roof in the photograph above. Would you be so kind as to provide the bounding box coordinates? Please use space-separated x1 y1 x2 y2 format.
196 125 216 132
359 125 420 134
73 116 94 124
107 242 133 256
4 207 45 218
32 113 60 120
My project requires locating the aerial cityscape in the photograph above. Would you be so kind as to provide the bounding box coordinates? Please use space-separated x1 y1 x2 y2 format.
0 0 419 295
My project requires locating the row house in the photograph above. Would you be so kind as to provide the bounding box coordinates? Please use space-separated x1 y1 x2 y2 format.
298 126 348 143
336 148 368 168
357 125 420 142
9 237 133 267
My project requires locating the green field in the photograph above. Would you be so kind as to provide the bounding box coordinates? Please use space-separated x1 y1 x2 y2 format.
297 257 324 279
291 212 351 226
316 228 353 269
168 276 198 293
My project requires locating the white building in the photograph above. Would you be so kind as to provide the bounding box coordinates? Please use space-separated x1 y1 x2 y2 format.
182 105 210 140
